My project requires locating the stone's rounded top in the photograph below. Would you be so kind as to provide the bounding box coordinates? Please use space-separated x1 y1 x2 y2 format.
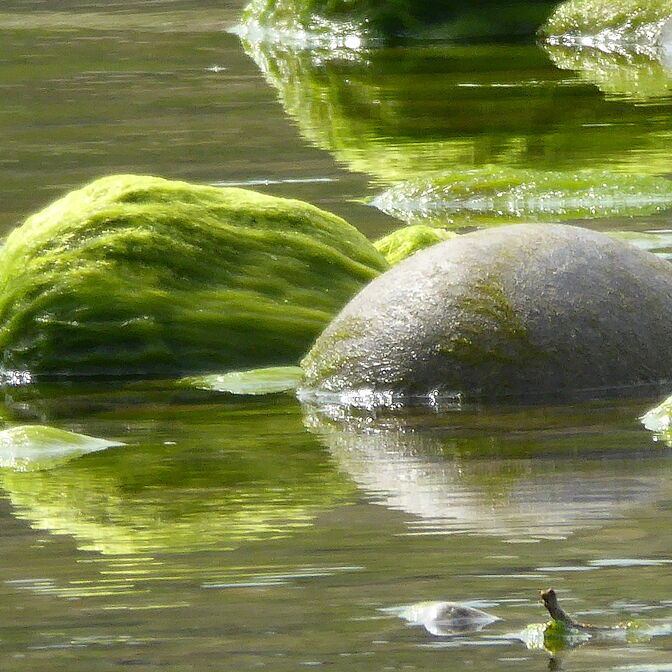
300 223 672 404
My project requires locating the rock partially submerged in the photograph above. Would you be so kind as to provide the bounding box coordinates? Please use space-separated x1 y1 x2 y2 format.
0 175 387 379
300 224 672 403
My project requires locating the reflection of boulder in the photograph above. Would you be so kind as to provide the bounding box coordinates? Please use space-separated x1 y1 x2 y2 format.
304 400 672 539
0 394 353 556
544 43 672 100
242 39 672 183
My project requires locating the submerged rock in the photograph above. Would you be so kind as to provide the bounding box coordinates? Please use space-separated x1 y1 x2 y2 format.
372 167 672 227
300 224 672 402
239 0 557 47
0 175 388 379
374 225 455 266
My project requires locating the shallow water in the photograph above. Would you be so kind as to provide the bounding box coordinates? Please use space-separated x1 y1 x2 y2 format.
3 2 672 671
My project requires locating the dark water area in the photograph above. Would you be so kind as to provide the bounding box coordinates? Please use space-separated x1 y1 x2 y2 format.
3 2 672 671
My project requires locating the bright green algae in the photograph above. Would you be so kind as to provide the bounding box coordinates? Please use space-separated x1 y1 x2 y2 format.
241 0 557 44
541 0 672 43
374 225 455 266
0 175 388 379
372 167 672 227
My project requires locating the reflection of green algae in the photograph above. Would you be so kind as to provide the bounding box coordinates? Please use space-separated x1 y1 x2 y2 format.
545 43 672 100
372 167 672 226
0 174 387 379
0 394 353 555
240 0 557 44
374 225 455 265
242 39 672 184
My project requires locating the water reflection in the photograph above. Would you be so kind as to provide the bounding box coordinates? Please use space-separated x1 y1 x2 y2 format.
242 39 672 185
0 386 353 560
304 400 672 539
545 43 672 100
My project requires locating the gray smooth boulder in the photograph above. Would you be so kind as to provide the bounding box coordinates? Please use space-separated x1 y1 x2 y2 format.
300 224 672 401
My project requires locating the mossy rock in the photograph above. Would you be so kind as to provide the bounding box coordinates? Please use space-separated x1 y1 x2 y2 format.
372 167 672 227
0 175 388 379
541 0 672 51
300 224 672 402
240 0 558 45
374 225 456 265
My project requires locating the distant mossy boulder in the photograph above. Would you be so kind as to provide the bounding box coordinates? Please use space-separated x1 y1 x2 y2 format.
542 0 672 53
374 225 455 266
240 0 558 45
300 224 672 403
372 167 672 227
0 175 388 379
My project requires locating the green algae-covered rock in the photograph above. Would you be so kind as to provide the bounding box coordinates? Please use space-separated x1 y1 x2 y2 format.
240 0 558 45
0 175 388 379
372 167 672 227
542 0 672 51
300 224 672 403
374 225 455 266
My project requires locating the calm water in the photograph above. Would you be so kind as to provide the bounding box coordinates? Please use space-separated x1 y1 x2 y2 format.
3 2 672 670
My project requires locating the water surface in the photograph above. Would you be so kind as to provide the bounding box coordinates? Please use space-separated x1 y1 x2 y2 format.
3 2 672 671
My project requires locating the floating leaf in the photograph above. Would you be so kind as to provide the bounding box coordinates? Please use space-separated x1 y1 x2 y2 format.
0 425 124 472
181 366 303 395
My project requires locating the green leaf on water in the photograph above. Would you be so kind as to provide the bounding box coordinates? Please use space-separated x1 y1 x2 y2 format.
181 366 304 395
0 425 124 472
